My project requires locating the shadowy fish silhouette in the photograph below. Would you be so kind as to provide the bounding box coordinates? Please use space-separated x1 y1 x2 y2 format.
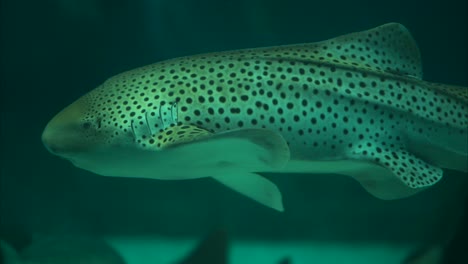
0 235 125 264
0 230 290 264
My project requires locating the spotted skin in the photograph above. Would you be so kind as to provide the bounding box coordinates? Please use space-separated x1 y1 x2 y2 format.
43 23 468 206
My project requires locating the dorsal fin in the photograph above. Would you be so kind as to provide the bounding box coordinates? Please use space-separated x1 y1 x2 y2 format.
315 23 423 78
256 23 423 79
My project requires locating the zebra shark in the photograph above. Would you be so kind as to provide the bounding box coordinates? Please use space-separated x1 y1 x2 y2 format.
42 23 468 211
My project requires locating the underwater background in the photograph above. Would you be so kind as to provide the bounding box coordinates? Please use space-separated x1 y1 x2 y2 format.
1 0 467 263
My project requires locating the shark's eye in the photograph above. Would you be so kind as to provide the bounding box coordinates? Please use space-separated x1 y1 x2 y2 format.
82 122 92 130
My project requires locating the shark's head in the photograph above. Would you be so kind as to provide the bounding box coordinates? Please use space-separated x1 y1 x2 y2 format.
41 80 143 175
42 93 105 156
41 71 184 178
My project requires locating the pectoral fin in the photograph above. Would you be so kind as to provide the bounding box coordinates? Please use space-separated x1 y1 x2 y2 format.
213 172 284 212
155 126 287 211
152 125 290 172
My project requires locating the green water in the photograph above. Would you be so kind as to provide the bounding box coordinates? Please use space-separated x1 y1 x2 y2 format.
1 0 467 263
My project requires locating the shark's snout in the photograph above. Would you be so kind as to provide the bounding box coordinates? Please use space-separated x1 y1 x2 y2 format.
42 122 63 155
42 112 73 156
42 99 92 156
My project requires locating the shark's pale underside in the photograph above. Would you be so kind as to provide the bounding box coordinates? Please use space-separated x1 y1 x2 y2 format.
42 23 468 211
